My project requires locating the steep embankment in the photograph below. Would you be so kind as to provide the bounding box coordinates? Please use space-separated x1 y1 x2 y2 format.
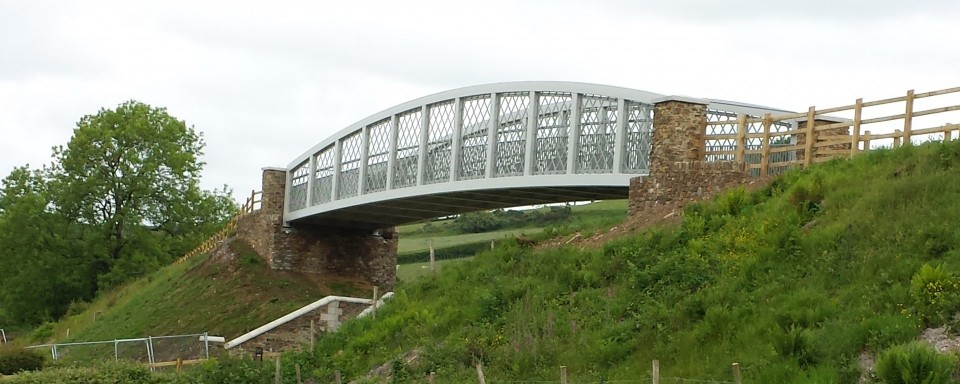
39 240 369 346
291 140 960 383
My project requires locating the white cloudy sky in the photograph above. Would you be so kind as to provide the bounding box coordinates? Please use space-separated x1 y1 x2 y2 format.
2 0 959 198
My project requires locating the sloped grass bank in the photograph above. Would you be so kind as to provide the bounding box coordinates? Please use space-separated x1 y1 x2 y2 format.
290 141 960 383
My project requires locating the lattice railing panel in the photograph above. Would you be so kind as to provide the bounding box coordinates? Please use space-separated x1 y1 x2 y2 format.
534 92 572 174
459 95 491 180
495 92 529 177
394 109 422 188
289 161 309 211
365 119 390 194
312 146 335 205
577 95 617 173
623 101 653 173
425 101 456 184
337 132 362 199
705 109 739 162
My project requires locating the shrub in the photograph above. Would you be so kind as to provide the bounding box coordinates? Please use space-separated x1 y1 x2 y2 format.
0 347 45 375
29 322 55 343
875 341 954 384
772 324 818 366
910 264 960 325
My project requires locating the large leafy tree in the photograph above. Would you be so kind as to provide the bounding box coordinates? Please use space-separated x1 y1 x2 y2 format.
48 100 234 288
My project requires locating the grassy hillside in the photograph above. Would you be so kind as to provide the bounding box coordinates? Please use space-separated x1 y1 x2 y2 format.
33 240 369 349
285 140 960 383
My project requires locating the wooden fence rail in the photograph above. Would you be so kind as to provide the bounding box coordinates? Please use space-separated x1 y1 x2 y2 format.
174 190 262 265
704 86 960 177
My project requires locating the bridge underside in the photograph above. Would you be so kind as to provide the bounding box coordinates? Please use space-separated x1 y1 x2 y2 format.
287 185 628 230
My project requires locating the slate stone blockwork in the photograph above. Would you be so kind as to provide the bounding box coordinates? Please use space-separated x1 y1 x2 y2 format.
236 168 397 290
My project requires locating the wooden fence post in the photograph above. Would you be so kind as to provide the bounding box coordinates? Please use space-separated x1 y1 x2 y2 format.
894 129 903 148
560 365 568 384
274 356 282 384
429 371 436 384
863 130 872 152
334 370 342 384
804 106 816 167
732 362 742 384
429 239 436 276
946 125 953 142
904 89 915 145
176 358 183 372
309 319 315 351
735 114 747 163
476 362 487 384
296 364 302 384
851 98 863 158
761 113 772 176
652 359 660 384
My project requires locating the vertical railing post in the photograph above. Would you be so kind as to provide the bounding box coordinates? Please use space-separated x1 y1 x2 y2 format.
331 140 342 200
386 115 399 190
450 98 463 182
851 98 863 158
761 113 772 176
566 93 582 174
803 106 816 167
306 152 316 207
417 105 431 186
485 93 500 179
613 98 628 174
358 125 370 196
904 89 915 145
524 91 540 176
735 114 747 163
114 339 118 361
204 331 210 359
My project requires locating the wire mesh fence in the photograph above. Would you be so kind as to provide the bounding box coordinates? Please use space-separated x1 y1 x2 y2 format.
27 332 216 369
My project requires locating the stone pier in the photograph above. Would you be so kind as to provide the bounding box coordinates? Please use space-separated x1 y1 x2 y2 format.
236 168 397 289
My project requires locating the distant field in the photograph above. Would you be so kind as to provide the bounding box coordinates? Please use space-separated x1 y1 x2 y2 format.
397 257 473 281
396 199 628 254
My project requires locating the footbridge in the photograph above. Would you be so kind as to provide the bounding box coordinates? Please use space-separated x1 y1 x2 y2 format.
281 82 792 229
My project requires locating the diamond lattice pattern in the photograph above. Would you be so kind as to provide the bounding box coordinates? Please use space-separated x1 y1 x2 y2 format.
459 95 491 180
289 161 309 211
534 92 571 174
623 102 653 173
425 101 455 184
495 92 529 177
313 146 335 205
365 119 390 194
337 132 362 199
394 109 422 188
577 95 617 173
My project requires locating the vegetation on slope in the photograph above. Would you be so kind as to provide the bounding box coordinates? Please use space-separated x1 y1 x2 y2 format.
283 140 960 383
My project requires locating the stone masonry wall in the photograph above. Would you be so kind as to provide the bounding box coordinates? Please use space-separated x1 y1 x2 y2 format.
629 98 748 214
231 300 368 355
629 161 748 214
235 168 397 290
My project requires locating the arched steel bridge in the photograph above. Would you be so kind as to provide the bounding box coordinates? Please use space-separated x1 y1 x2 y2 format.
284 82 791 229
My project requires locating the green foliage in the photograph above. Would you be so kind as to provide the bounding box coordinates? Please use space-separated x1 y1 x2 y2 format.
0 347 45 375
397 241 492 264
772 325 819 366
875 341 955 384
910 264 960 325
29 323 54 343
180 357 273 384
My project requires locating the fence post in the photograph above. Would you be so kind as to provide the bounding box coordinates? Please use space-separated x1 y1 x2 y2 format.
732 362 742 384
851 98 863 158
0 329 5 343
52 343 58 360
429 371 436 384
904 89 915 145
490 240 495 250
429 239 436 276
476 362 487 384
334 370 342 384
296 364 302 384
946 125 953 142
310 319 316 351
894 129 903 148
114 339 118 361
735 114 747 163
560 365 568 384
803 106 816 167
204 331 210 359
652 359 659 384
372 286 379 320
176 358 183 372
863 130 872 152
761 113 772 176
275 355 282 384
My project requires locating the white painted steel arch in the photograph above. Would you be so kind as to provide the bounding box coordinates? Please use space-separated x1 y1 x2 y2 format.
283 82 792 229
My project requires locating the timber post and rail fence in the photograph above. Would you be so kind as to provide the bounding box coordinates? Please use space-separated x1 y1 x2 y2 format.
705 86 960 176
174 190 262 265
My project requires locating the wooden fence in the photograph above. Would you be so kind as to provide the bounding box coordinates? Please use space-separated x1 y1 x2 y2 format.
174 190 262 265
704 86 960 177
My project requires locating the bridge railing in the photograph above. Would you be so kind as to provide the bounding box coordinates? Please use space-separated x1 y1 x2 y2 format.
174 190 262 265
705 86 960 176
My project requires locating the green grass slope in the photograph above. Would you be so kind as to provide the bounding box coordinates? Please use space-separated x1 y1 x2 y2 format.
38 240 368 348
290 140 960 383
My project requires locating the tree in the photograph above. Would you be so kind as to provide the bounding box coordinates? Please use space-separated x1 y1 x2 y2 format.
49 100 234 289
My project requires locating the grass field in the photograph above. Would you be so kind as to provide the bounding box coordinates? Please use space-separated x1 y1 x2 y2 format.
396 257 473 281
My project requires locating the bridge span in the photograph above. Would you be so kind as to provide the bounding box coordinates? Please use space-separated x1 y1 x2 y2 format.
282 82 791 229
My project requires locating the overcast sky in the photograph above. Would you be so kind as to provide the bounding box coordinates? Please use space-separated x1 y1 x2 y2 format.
2 0 959 199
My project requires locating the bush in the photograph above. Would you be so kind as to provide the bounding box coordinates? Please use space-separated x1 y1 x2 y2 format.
875 341 955 384
29 323 55 343
0 347 45 375
772 324 819 366
910 263 960 324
